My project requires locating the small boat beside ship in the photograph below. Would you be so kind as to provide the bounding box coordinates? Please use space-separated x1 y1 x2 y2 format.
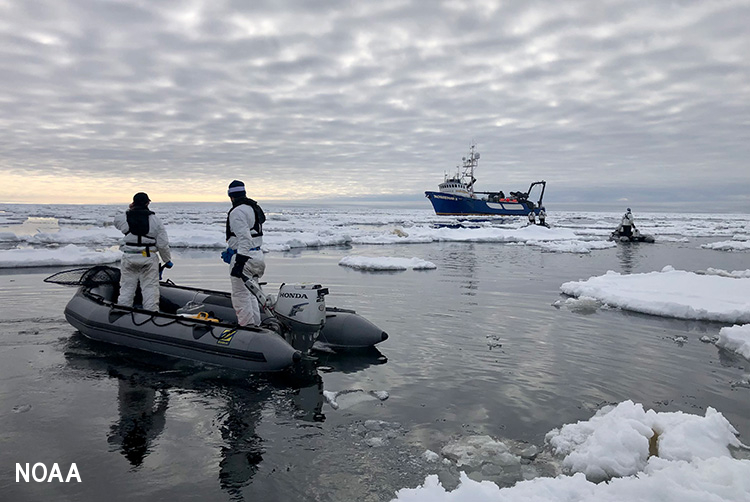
425 144 547 217
46 266 388 373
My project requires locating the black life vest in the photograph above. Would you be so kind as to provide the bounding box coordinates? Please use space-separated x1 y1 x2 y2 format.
226 197 265 240
125 207 155 247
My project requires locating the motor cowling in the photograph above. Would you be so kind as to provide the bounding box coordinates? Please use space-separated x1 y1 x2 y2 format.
272 283 328 352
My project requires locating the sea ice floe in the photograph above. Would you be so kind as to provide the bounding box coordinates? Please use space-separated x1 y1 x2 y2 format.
551 296 604 314
545 400 743 481
339 256 437 271
358 420 403 448
392 401 750 502
441 435 521 470
701 239 750 251
716 324 750 360
560 266 750 324
4 208 748 268
699 267 750 278
0 244 121 268
323 388 390 410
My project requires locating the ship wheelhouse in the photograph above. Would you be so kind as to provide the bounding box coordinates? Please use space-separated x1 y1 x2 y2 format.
438 178 472 198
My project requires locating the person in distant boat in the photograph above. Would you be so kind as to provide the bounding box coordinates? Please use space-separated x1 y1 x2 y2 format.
527 211 536 226
619 208 636 236
538 207 548 227
224 180 266 327
114 192 173 311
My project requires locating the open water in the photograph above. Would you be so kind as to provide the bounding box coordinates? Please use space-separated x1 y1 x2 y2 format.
1 206 749 501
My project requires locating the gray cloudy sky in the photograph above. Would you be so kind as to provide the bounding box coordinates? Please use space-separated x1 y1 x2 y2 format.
1 0 749 209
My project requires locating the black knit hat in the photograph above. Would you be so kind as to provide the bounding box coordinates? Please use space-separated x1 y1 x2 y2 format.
228 180 246 197
133 192 151 205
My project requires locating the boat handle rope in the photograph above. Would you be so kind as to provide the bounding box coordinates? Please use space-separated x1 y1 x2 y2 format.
92 288 263 335
115 307 253 342
126 309 196 328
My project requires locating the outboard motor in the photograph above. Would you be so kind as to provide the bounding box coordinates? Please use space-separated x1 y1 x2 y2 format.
271 283 328 351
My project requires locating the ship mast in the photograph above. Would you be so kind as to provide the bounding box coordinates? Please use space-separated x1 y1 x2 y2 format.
462 143 479 197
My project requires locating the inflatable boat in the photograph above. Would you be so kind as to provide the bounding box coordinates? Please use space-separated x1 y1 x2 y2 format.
609 228 655 243
46 266 388 373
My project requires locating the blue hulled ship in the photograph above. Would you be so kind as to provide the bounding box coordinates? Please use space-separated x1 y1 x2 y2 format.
425 144 546 216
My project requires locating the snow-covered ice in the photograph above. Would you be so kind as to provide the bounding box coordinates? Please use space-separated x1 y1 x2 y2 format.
561 266 750 324
545 400 743 479
1 205 749 266
339 256 437 271
323 389 389 410
0 244 120 268
391 401 750 502
701 268 750 278
701 240 750 252
717 324 750 360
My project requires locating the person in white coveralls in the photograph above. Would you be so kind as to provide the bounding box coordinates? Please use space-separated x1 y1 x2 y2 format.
113 192 173 311
619 208 636 236
224 180 266 327
538 207 548 227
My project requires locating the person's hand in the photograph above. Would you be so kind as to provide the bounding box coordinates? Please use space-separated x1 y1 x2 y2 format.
221 248 236 264
164 261 174 268
231 254 249 278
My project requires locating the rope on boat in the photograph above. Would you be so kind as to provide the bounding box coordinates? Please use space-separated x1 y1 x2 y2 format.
121 307 250 342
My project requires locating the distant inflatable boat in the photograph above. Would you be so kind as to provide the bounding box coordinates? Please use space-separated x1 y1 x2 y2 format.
425 143 546 217
46 266 388 373
609 229 655 243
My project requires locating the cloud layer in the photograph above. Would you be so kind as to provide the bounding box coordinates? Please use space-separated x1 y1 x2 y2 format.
1 0 748 205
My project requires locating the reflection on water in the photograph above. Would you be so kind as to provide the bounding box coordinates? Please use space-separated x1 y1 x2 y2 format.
314 347 388 375
292 374 326 422
62 334 330 499
108 374 169 468
216 386 269 498
616 243 635 274
441 242 479 296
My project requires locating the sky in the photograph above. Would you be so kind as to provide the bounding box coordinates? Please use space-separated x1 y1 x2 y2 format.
1 0 749 210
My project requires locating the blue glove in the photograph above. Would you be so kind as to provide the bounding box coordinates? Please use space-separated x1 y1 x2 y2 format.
159 261 172 280
221 247 236 264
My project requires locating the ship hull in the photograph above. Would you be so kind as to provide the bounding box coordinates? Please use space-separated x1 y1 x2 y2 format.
425 191 538 216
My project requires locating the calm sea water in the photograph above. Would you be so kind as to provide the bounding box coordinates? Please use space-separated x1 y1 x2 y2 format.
2 235 750 501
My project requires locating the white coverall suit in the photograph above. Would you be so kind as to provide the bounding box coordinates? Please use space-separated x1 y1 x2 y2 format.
620 211 635 236
227 204 266 326
113 211 172 311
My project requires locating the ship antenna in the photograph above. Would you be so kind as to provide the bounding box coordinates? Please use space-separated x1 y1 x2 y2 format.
465 142 478 197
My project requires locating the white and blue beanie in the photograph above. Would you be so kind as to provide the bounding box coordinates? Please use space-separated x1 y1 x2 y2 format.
228 180 246 197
